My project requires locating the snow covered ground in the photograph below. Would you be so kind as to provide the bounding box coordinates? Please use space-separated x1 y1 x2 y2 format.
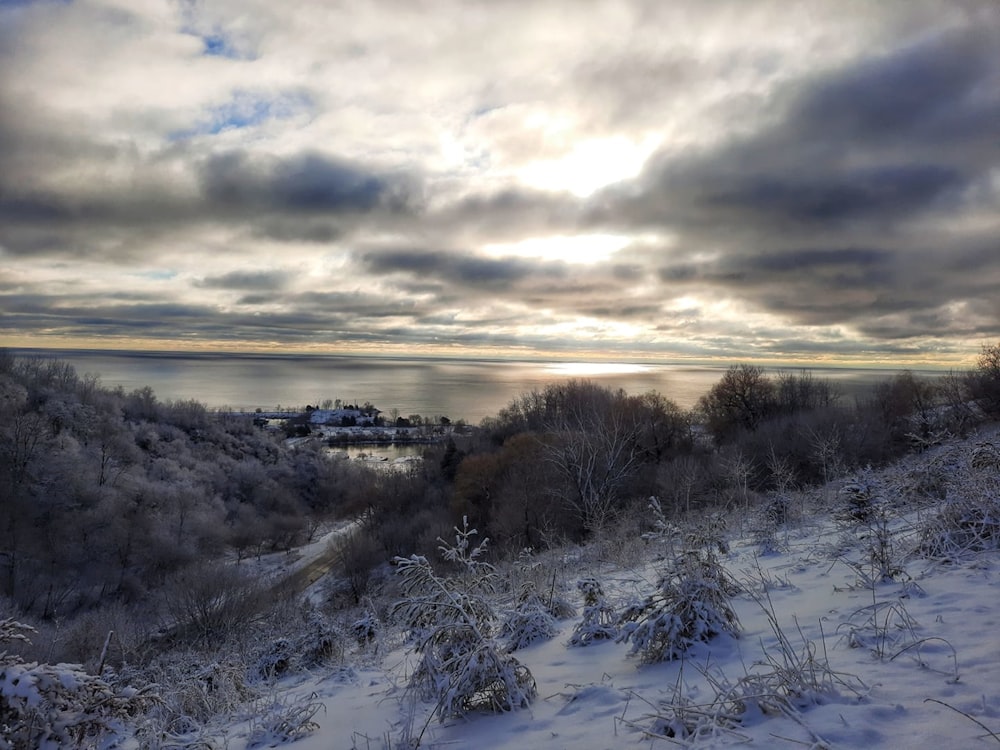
202 429 1000 749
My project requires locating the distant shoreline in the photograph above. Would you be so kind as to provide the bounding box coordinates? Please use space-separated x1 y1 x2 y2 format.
6 346 957 423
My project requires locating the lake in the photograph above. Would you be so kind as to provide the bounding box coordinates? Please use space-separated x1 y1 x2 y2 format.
9 348 947 425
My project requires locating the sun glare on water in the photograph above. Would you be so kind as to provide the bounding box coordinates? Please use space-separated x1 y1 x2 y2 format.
545 362 650 377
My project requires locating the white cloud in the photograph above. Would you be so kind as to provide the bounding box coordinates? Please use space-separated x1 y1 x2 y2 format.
0 0 996 364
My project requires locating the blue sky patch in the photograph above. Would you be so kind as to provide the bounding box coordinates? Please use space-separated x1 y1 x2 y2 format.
169 90 313 140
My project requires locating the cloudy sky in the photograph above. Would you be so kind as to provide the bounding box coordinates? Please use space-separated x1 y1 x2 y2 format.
1 0 998 365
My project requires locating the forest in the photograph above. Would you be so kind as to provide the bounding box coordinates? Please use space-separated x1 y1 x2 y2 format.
2 344 999 747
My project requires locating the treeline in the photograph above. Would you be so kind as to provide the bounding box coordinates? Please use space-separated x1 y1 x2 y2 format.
352 345 1000 568
0 350 371 619
3 344 1000 646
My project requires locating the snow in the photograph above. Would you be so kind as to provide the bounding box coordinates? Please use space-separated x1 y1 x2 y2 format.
176 430 1000 748
233 519 359 584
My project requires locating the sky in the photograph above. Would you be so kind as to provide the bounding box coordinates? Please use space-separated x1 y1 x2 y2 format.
1 0 998 366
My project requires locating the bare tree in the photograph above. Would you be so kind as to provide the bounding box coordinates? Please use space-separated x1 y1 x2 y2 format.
699 364 776 442
539 385 644 535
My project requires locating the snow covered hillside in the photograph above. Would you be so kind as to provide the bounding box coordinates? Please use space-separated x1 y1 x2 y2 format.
183 428 1000 750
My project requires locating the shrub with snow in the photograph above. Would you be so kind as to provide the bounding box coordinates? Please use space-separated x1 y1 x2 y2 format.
0 618 153 749
918 467 1000 561
245 692 324 748
838 469 910 583
618 515 741 663
501 583 559 652
392 519 536 722
567 577 618 647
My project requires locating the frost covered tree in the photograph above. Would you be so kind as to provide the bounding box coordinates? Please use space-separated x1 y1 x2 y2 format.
392 519 536 723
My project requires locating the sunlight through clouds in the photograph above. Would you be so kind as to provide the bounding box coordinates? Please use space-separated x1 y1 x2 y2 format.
482 234 631 264
518 135 662 196
0 0 997 364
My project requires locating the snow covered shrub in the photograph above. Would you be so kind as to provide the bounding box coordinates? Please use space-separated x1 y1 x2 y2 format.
501 583 559 652
836 598 919 658
246 609 343 684
352 611 379 647
733 591 866 711
838 469 910 583
0 617 154 749
838 473 879 523
749 493 791 555
299 611 344 666
918 476 1000 561
162 563 268 645
509 548 576 620
392 519 536 721
145 655 254 732
637 593 863 745
971 441 1000 472
567 578 618 647
639 589 865 744
245 692 324 748
250 638 296 682
618 519 741 663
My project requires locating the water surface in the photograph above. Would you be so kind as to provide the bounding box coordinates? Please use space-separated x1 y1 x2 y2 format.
11 348 945 424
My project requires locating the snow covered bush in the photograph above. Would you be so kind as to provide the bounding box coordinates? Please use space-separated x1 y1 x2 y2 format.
392 519 536 722
750 492 791 555
352 611 379 647
971 441 1000 471
501 583 559 652
256 609 343 682
245 692 324 748
143 655 253 734
733 590 866 713
618 517 741 663
838 472 879 523
508 548 576 620
161 563 268 645
0 617 153 749
567 577 618 647
838 469 910 583
918 472 1000 561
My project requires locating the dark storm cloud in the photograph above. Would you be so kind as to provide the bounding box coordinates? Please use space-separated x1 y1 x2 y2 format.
361 248 566 289
597 20 1000 344
601 23 999 232
0 143 422 260
792 25 1000 148
196 269 291 290
251 219 342 244
704 164 962 226
293 291 430 319
0 289 428 345
198 150 422 215
577 303 662 319
426 187 580 243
